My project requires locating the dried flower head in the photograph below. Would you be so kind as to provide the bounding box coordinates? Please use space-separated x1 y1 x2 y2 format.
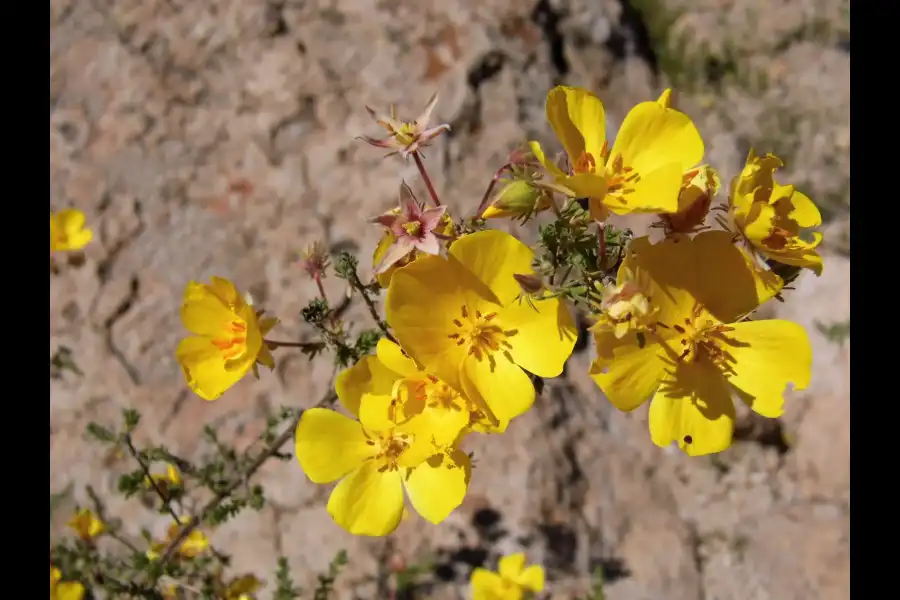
360 93 450 158
299 241 331 280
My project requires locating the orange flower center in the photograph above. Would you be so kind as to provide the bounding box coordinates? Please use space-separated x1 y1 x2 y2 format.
664 303 737 373
365 431 412 472
446 305 518 372
211 320 248 361
604 154 641 205
573 151 598 174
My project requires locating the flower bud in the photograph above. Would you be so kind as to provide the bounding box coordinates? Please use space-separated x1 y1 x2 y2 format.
513 273 544 295
481 180 551 220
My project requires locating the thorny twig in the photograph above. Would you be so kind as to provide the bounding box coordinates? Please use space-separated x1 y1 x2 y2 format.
123 434 182 526
156 389 338 565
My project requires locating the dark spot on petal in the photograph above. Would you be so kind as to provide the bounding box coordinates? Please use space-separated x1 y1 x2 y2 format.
683 435 693 444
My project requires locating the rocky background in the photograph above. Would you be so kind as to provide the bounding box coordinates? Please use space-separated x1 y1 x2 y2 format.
50 0 850 598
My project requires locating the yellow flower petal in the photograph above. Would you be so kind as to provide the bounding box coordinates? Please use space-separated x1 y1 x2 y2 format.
181 280 243 337
498 296 577 378
648 362 735 456
721 320 812 418
180 529 209 557
54 582 86 600
357 390 397 432
529 141 568 180
461 353 535 429
386 256 479 391
448 230 535 306
50 209 93 252
623 233 782 323
565 172 611 201
590 331 667 411
608 100 704 213
613 101 703 174
336 354 401 418
176 337 249 401
67 508 105 541
498 553 526 579
657 88 673 108
403 449 471 524
327 463 405 536
166 464 182 486
471 569 505 600
295 408 375 484
517 565 545 592
376 338 421 378
545 86 607 161
685 231 783 318
784 189 822 228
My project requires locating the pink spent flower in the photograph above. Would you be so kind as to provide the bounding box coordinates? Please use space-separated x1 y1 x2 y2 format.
373 182 447 274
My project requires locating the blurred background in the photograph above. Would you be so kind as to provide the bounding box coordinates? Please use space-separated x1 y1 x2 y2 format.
50 0 850 598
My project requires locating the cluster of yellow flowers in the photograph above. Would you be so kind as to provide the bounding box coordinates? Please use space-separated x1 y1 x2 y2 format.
166 86 821 539
51 83 823 594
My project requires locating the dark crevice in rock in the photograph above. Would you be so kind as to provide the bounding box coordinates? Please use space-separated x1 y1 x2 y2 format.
589 556 632 584
540 523 579 571
473 506 507 544
103 275 142 385
734 415 792 456
433 546 489 583
264 1 289 38
531 0 570 77
608 0 660 74
467 51 507 89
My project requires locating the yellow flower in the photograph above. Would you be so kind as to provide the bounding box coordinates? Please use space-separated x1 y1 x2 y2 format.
147 518 210 560
385 230 577 430
590 232 810 456
373 207 455 288
50 566 85 600
341 338 497 438
67 508 105 541
659 165 721 235
728 150 824 275
144 463 183 501
50 209 93 253
530 86 704 222
295 363 472 536
176 277 279 400
145 462 182 488
225 574 262 599
470 553 545 600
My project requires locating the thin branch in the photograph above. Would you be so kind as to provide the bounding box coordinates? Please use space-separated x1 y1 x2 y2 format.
123 434 182 526
347 270 396 344
265 340 326 351
156 389 338 565
85 485 141 554
474 163 512 219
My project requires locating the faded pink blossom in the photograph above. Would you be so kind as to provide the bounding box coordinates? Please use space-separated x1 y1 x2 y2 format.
373 182 447 274
359 93 451 158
